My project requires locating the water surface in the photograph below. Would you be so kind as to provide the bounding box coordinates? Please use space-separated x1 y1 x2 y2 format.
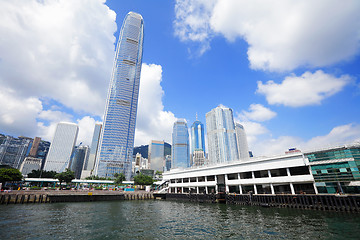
1 200 359 239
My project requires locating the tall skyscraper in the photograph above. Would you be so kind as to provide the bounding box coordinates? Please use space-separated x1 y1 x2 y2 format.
70 145 89 179
235 123 250 161
148 140 165 172
44 122 79 172
29 137 41 157
190 118 205 153
95 12 144 179
190 117 205 166
172 119 190 169
83 124 102 172
206 105 239 165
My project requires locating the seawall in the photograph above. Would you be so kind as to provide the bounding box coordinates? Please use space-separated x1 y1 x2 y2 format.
0 190 153 204
164 193 360 212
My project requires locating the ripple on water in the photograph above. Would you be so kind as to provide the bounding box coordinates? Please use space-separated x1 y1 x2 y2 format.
1 201 360 239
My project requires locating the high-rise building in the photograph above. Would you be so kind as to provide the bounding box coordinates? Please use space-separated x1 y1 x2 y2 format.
82 124 102 177
164 155 171 172
190 118 205 166
70 145 89 179
172 119 190 169
20 157 42 176
95 12 144 179
235 123 250 160
0 134 32 169
29 137 41 157
206 105 239 165
192 150 206 167
148 140 165 172
44 122 79 172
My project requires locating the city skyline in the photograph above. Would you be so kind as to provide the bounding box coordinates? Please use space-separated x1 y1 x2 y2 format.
0 1 359 158
95 12 144 179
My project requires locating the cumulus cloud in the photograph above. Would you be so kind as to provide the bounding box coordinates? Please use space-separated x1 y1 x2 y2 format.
174 0 360 71
0 88 42 137
239 104 276 122
238 121 268 147
134 63 177 146
0 0 116 116
250 123 360 156
257 70 352 107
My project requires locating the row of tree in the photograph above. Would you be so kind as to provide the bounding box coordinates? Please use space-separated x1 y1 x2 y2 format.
0 166 155 190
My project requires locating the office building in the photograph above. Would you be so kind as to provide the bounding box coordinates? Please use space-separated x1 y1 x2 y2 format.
19 157 42 176
70 145 89 179
206 105 239 165
164 155 171 172
172 119 190 169
235 123 250 161
190 119 205 153
0 134 32 169
148 140 165 171
95 12 144 179
192 150 206 167
29 137 41 157
44 122 79 172
81 124 102 179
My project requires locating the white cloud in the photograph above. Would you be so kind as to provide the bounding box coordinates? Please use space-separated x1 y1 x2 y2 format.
174 0 360 71
0 0 116 116
239 104 276 122
238 121 268 147
134 63 178 146
250 123 360 156
76 116 100 146
0 88 42 137
257 70 352 107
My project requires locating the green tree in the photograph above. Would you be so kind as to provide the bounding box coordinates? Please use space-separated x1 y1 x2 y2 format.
54 168 75 188
0 168 23 189
114 173 126 185
28 169 57 178
134 174 154 186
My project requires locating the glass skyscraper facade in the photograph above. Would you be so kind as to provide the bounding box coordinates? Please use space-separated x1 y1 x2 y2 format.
305 144 360 194
172 119 190 169
84 123 102 171
206 105 239 165
190 120 205 153
148 140 165 172
95 12 144 179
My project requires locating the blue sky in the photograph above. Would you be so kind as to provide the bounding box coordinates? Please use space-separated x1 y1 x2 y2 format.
0 0 359 156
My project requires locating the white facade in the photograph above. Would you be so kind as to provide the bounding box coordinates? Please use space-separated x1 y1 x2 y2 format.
44 122 79 172
206 105 239 165
235 123 250 161
163 152 316 195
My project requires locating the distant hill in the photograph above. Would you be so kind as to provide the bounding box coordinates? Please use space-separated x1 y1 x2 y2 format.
133 145 148 158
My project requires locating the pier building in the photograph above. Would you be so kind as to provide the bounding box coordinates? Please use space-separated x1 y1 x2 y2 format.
163 143 360 195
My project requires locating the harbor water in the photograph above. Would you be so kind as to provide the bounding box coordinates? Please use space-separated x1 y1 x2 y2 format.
1 200 359 239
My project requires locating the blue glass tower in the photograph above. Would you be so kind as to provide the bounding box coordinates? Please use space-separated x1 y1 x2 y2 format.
95 12 144 179
172 119 190 169
190 120 205 153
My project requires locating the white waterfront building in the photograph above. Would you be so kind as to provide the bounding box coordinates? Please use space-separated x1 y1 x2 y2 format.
44 122 79 172
163 152 316 195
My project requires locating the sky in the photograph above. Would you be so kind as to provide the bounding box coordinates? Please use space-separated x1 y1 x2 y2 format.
0 0 360 157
